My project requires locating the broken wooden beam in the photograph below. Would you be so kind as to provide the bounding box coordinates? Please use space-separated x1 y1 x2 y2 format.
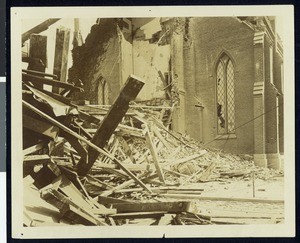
22 18 61 44
158 70 172 99
26 34 47 89
111 212 165 220
23 154 51 166
22 69 58 79
152 125 171 150
23 142 46 156
52 27 71 93
111 201 191 213
73 18 83 48
23 114 59 140
77 75 144 176
41 188 107 226
22 73 83 92
25 82 72 106
28 34 47 69
98 196 137 205
161 194 284 204
144 125 166 184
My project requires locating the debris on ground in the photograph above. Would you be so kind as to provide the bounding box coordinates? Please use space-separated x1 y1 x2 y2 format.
22 70 283 226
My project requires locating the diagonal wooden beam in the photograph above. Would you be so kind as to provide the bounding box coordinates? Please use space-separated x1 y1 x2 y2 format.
22 18 61 44
77 75 144 176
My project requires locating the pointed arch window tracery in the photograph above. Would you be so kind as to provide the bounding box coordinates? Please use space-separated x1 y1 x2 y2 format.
216 53 235 134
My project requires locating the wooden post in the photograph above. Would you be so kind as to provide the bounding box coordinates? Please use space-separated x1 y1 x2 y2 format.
52 27 71 93
26 34 47 89
252 172 255 198
144 125 166 184
77 75 144 176
73 18 83 48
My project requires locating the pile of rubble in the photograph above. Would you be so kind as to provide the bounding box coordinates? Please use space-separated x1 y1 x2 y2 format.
22 71 282 226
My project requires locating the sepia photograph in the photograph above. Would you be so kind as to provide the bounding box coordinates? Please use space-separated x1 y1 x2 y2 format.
11 6 295 238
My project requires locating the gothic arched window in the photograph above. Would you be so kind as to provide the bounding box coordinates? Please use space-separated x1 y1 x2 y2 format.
216 53 235 135
97 77 109 105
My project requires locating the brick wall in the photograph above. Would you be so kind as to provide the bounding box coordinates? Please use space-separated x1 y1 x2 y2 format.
186 17 255 154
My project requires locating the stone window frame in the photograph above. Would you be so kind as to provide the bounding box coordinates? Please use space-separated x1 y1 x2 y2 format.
97 76 109 105
214 51 236 137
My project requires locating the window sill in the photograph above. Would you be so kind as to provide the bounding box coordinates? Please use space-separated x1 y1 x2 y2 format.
215 133 237 140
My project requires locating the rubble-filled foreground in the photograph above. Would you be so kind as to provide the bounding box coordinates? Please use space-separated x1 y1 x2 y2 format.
22 73 284 226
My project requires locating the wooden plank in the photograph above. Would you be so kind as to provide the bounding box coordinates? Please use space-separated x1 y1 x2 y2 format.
61 204 104 225
22 73 82 92
165 190 203 195
94 160 151 171
62 132 87 158
26 34 47 89
23 154 50 166
85 175 114 190
100 171 151 197
23 142 46 156
100 179 135 197
23 100 152 194
161 194 284 204
111 201 191 213
22 69 58 79
87 104 173 110
58 166 90 198
53 27 71 93
23 114 59 139
28 34 47 71
152 125 171 150
77 75 145 176
98 195 137 205
144 125 165 184
111 212 165 219
73 18 83 48
158 70 171 99
74 121 93 140
41 188 107 225
25 83 72 105
59 175 94 211
22 19 60 44
108 217 116 226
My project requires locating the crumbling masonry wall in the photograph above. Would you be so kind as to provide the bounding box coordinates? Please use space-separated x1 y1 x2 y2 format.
69 19 122 104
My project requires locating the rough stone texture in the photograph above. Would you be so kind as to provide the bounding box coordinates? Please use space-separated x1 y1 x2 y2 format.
68 19 121 104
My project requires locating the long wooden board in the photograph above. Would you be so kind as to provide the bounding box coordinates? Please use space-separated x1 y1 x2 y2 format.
77 75 144 176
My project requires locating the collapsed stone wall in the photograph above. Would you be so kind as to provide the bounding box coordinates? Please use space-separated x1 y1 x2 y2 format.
68 18 122 104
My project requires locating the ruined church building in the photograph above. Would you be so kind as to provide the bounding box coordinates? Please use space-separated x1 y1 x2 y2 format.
69 16 284 170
